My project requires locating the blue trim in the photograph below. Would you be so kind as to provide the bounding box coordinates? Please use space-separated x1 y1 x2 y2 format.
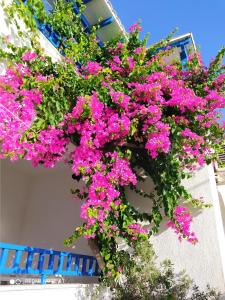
96 36 104 47
157 36 193 67
97 16 114 28
19 0 105 52
49 31 61 48
0 242 100 284
82 0 93 3
42 0 54 14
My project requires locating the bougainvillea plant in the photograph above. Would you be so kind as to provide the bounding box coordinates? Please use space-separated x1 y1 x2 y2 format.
0 0 225 277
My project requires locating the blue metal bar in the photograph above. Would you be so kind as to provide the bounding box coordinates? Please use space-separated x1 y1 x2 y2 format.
0 242 100 283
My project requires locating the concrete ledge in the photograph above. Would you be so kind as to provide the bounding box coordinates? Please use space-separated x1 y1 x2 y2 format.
0 283 99 300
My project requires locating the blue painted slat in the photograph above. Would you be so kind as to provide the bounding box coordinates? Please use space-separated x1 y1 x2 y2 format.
88 257 94 275
82 257 87 275
74 255 80 275
66 254 72 271
37 252 45 272
0 248 9 271
49 31 61 48
48 254 55 271
40 23 52 38
26 252 34 272
57 254 64 273
94 262 99 276
41 274 47 285
13 250 22 272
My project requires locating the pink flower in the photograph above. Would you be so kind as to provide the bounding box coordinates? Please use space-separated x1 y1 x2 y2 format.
22 51 38 62
167 206 198 244
82 61 102 75
129 23 142 33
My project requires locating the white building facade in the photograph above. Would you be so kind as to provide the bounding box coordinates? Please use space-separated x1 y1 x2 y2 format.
0 0 225 297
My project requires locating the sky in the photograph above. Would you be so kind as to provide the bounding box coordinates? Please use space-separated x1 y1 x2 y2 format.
111 0 225 119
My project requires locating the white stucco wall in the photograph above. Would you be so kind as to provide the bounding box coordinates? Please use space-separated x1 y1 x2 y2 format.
0 159 99 285
1 0 225 293
127 165 225 292
0 283 102 300
218 185 225 230
0 0 62 65
0 0 94 260
1 159 94 255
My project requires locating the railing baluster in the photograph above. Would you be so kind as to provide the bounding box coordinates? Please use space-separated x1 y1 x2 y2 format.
26 252 34 272
41 274 47 285
48 254 54 270
13 250 22 272
57 253 64 273
88 258 94 276
0 249 9 271
81 257 87 275
0 242 100 280
38 252 45 271
66 254 72 271
74 255 80 275
94 260 99 276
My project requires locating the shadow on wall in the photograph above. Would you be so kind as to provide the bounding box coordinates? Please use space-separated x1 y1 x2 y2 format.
0 159 92 256
126 167 206 235
218 190 225 231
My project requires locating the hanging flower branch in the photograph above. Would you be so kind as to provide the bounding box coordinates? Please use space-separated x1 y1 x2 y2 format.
0 0 225 277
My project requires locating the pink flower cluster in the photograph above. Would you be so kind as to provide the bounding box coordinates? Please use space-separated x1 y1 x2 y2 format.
145 122 171 158
82 61 102 75
0 64 69 167
1 41 224 246
167 206 198 244
0 66 39 160
63 93 140 237
25 127 69 168
128 223 149 240
22 51 38 62
129 23 142 33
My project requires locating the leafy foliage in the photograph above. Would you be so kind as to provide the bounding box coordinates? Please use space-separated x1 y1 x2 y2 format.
0 0 225 278
94 241 221 300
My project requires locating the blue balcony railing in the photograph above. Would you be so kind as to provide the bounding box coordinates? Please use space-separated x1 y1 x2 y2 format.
20 1 192 67
157 35 193 66
20 0 114 50
0 242 100 284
